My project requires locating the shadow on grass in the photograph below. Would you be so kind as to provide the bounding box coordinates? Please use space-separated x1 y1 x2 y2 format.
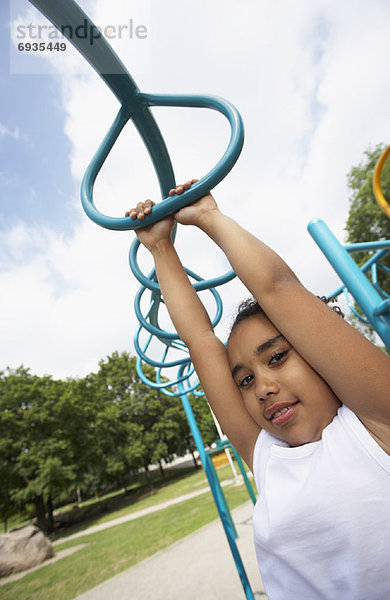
50 465 200 542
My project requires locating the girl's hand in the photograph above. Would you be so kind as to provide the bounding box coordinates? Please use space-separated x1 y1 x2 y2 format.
125 179 219 251
125 200 174 253
169 179 219 227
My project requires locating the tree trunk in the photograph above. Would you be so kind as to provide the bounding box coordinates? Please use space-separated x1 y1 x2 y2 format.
47 495 54 532
144 465 153 489
158 460 165 477
190 448 200 469
34 495 47 532
76 485 82 506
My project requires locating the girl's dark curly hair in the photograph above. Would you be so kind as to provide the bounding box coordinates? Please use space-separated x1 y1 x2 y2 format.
228 295 344 341
229 298 264 338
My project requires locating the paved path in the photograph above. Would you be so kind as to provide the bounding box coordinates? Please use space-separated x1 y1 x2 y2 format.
1 472 267 598
53 477 245 546
73 501 267 600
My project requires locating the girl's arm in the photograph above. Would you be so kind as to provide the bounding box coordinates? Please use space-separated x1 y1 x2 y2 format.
127 195 261 469
176 190 390 438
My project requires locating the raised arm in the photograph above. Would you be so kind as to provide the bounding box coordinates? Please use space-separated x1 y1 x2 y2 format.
185 193 390 437
127 193 261 468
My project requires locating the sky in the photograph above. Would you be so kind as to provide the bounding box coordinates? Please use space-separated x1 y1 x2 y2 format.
1 0 390 380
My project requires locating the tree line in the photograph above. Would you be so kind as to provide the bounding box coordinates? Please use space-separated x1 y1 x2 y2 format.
0 351 217 533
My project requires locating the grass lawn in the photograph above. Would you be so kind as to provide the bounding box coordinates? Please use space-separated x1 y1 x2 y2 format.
1 468 256 600
50 463 241 542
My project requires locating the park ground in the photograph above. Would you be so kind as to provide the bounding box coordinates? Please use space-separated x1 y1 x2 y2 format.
1 457 259 600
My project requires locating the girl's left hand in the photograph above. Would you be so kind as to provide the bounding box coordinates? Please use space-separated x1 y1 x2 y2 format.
169 179 219 227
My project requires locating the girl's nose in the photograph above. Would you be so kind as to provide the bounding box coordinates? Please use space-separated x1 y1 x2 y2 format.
255 376 280 402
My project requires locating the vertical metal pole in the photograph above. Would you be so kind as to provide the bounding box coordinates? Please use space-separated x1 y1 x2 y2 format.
230 446 257 505
179 388 255 600
210 406 240 481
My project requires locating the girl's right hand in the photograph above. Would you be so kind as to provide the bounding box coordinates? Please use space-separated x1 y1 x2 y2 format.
125 200 174 253
125 179 219 251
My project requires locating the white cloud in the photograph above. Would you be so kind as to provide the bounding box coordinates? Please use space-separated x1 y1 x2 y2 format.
0 123 20 140
3 0 390 377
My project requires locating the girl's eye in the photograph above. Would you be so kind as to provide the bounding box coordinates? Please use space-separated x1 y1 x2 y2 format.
269 350 288 365
239 375 253 388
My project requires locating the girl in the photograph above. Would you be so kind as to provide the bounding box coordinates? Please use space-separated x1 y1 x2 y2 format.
126 180 390 600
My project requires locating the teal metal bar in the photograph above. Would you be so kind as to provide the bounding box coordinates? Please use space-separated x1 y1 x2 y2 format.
205 453 238 540
308 219 390 349
230 447 257 506
178 381 255 600
211 439 257 506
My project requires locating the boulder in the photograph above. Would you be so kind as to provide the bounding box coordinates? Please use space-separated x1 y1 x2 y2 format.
0 525 54 577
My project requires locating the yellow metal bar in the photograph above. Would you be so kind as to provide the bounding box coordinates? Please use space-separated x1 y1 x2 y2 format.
373 144 390 218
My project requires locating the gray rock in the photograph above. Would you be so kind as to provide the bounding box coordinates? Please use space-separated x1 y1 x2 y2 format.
0 525 54 577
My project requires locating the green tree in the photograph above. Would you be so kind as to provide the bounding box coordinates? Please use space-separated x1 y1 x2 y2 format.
189 393 219 447
0 367 27 531
0 368 97 531
50 375 101 508
92 351 191 488
346 144 390 280
0 353 218 532
11 373 78 531
345 143 390 339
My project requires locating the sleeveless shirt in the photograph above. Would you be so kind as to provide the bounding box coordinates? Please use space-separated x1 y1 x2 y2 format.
252 404 390 599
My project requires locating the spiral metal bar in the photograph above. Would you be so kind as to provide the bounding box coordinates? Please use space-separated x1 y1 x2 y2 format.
28 1 254 597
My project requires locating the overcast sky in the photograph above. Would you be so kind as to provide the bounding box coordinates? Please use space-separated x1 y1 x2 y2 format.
1 0 390 379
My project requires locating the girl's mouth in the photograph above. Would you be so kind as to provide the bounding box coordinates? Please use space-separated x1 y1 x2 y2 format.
270 401 299 427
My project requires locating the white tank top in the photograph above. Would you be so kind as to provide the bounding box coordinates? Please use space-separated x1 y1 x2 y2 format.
252 404 390 600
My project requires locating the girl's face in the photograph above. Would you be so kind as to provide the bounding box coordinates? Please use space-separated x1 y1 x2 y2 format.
227 313 341 447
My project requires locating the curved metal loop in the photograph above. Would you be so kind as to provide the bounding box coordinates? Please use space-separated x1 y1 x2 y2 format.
134 328 190 370
80 93 244 231
135 355 200 398
29 3 244 231
193 388 206 397
130 238 236 292
373 145 390 218
134 271 224 340
135 357 194 395
331 287 370 324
